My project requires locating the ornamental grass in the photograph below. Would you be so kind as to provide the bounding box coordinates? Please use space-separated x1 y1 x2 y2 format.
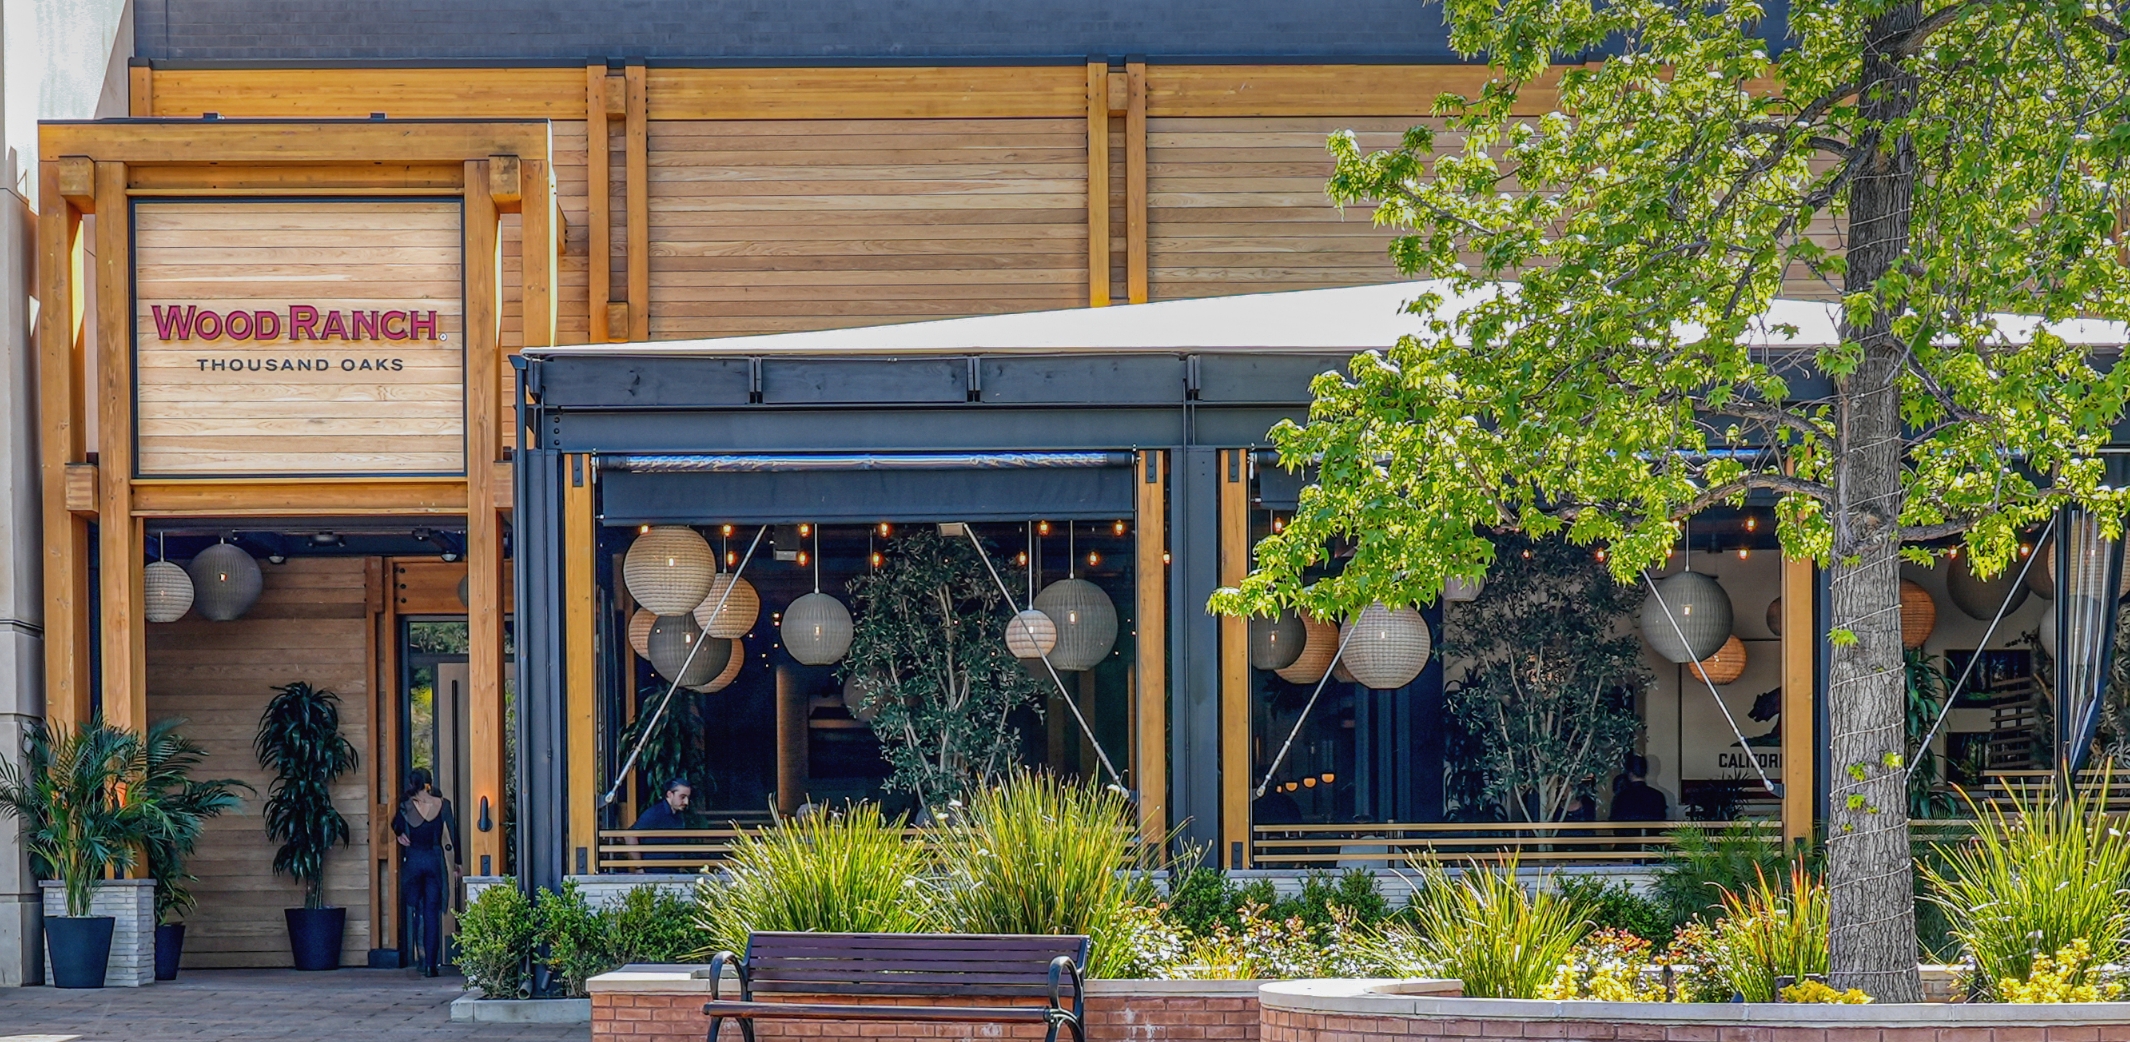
694 801 937 956
1363 858 1591 998
1705 862 1828 1002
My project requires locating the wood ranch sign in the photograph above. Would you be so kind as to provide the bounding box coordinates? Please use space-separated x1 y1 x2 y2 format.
132 199 466 478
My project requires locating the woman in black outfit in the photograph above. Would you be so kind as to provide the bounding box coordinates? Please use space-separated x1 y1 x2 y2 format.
392 768 460 977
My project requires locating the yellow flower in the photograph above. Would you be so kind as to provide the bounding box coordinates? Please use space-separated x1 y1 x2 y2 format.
1778 980 1872 1004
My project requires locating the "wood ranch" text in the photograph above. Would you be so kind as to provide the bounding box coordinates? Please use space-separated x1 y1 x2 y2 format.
151 304 444 342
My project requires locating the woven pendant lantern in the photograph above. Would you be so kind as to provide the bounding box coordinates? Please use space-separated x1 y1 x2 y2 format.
2041 609 2059 657
627 608 656 658
624 526 717 615
1004 608 1058 660
188 543 264 622
1248 609 1306 671
457 574 470 608
691 639 745 693
1947 558 2027 622
1276 613 1339 684
1899 579 1936 648
1340 603 1432 690
694 573 762 639
1641 571 1733 663
144 560 196 623
2027 537 2057 599
1765 597 1783 637
1332 656 1357 685
1442 575 1485 603
1691 635 1748 686
648 614 727 686
783 592 853 666
1033 578 1117 671
843 672 886 723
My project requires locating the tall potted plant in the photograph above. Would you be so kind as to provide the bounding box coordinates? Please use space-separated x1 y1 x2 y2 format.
141 719 249 980
0 718 153 987
255 681 358 970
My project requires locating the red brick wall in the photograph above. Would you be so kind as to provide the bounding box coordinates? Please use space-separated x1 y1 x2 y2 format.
593 989 1262 1042
1260 1004 2130 1042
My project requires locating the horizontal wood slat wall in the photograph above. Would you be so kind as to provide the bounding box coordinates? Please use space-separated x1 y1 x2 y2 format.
131 200 467 475
647 118 1088 337
145 557 373 968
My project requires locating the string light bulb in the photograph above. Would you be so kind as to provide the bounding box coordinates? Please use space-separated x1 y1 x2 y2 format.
1113 520 1127 535
1737 547 1750 560
721 524 734 536
796 551 810 567
727 551 738 567
878 522 892 537
1745 516 1758 532
1272 516 1285 533
639 524 651 534
1038 520 1052 536
871 551 884 568
1016 552 1028 566
1162 551 1171 565
1087 551 1101 567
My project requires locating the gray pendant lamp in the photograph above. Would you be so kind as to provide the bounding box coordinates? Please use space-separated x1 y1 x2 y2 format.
1249 608 1306 671
2027 535 2057 599
1340 603 1432 690
144 535 195 623
1641 569 1732 663
624 526 717 616
781 527 853 665
648 613 728 686
188 541 264 621
1947 555 2029 621
1033 525 1117 671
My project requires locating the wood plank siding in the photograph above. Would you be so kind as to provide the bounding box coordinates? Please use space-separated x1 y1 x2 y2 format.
145 557 375 969
645 118 1090 337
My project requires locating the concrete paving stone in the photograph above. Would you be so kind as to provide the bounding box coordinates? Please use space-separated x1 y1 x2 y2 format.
0 969 587 1042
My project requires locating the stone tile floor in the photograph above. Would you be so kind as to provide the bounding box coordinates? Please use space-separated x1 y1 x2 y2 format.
0 969 588 1041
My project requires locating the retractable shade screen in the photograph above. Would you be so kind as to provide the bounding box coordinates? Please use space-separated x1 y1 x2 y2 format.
598 453 1138 524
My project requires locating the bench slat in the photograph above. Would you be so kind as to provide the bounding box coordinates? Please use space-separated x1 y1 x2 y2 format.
704 1001 1054 1021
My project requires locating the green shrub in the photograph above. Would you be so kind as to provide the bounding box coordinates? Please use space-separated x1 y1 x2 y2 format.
934 772 1157 978
535 881 614 998
1921 782 2130 997
1554 876 1669 944
1363 860 1590 998
1651 821 1785 927
1285 869 1395 929
457 881 534 999
1163 866 1243 937
608 884 711 965
1706 863 1828 1003
696 801 936 955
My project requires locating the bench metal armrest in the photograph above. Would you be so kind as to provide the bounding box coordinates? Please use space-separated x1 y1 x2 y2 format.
1046 955 1085 1018
705 950 749 1002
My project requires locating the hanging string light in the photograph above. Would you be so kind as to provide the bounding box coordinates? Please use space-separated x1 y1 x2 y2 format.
1007 522 1059 659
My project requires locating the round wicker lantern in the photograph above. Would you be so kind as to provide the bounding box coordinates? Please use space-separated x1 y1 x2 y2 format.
782 592 853 666
843 672 886 723
1641 571 1733 663
1947 558 2028 622
694 573 762 639
623 526 717 615
1899 579 1937 648
457 574 470 608
1765 597 1783 637
2027 537 2057 599
188 543 263 622
1332 656 1357 685
1691 635 1748 686
1276 614 1339 685
1004 608 1058 660
2041 609 2059 657
1033 578 1117 671
1340 603 1432 690
144 561 195 623
1248 609 1306 671
627 608 656 658
692 639 745 693
648 614 727 686
1442 575 1485 603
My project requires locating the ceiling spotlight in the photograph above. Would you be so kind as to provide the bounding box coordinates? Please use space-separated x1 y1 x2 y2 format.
267 553 287 565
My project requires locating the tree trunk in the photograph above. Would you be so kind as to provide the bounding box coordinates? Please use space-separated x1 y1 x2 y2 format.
1824 2 1923 1003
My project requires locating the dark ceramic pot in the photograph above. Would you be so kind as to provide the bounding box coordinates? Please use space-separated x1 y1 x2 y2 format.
46 916 114 988
285 907 345 971
154 922 186 980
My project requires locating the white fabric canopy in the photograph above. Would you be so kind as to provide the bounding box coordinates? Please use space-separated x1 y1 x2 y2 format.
527 279 2127 357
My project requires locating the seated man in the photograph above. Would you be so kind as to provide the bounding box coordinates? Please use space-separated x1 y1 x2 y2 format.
630 778 694 871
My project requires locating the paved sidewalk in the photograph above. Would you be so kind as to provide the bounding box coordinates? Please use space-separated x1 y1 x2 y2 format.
0 969 588 1042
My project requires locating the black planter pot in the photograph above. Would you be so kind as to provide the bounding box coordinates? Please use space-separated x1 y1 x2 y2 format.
155 923 186 981
46 916 114 988
284 907 345 971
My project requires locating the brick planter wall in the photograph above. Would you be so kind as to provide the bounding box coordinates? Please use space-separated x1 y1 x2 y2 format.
40 879 155 987
587 969 1269 1042
1258 979 2130 1042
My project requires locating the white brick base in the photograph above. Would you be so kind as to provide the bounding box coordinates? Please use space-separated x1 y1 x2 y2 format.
40 879 156 987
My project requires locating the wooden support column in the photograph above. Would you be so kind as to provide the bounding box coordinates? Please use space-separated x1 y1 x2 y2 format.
375 559 401 946
1125 61 1148 305
362 558 388 946
775 666 806 815
464 161 508 877
521 157 557 350
1217 449 1249 868
586 66 612 344
128 64 152 117
36 162 91 732
563 455 597 875
94 161 146 735
1781 554 1816 850
1086 61 1111 307
1135 451 1168 848
624 63 650 341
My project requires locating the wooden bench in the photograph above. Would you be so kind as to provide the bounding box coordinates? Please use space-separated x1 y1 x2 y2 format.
700 932 1089 1042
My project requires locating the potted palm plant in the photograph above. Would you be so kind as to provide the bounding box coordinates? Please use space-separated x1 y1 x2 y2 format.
254 681 358 970
0 718 153 988
141 719 249 980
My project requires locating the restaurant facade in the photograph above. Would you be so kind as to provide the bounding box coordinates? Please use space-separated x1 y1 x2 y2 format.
5 0 2124 985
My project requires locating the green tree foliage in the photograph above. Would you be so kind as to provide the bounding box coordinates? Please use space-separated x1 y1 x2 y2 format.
1441 535 1651 822
844 530 1045 807
1215 0 2130 999
254 681 359 910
